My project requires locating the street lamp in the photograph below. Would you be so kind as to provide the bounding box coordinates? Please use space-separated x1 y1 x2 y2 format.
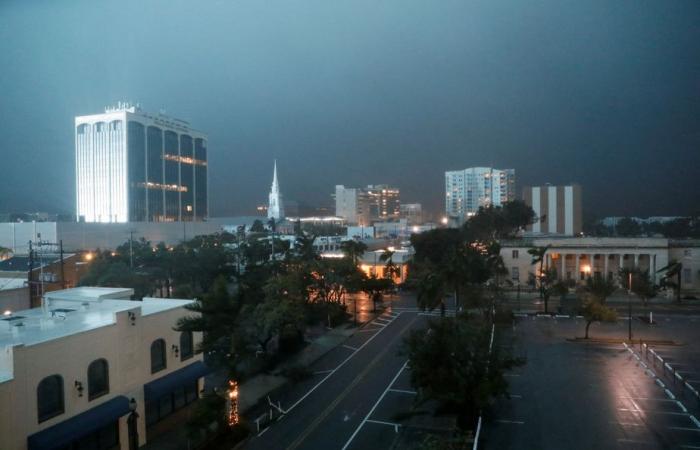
627 271 633 341
127 398 139 450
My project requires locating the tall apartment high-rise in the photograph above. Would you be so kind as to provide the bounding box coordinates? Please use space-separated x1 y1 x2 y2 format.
445 167 515 220
522 184 582 236
75 103 208 223
334 184 400 226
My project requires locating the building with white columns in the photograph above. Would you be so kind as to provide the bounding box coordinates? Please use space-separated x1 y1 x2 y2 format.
500 237 672 287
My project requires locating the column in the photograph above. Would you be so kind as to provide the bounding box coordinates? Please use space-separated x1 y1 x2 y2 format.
634 254 639 270
575 253 580 281
560 253 567 279
603 253 609 280
619 254 625 272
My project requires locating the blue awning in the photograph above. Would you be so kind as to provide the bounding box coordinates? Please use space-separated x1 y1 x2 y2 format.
27 395 130 450
144 360 210 402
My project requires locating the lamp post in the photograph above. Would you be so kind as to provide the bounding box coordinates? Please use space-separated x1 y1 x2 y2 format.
628 271 633 341
127 398 139 450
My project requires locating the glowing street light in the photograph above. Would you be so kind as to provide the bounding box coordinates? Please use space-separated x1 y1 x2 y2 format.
227 380 239 426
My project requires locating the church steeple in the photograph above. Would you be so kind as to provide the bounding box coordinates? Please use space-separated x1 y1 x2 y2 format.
268 160 284 220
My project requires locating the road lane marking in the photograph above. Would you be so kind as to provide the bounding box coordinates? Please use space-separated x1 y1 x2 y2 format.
388 388 417 395
281 312 406 416
618 408 689 416
366 419 402 433
289 317 418 450
341 360 410 450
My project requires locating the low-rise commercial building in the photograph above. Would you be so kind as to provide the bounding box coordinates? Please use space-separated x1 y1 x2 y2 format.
0 287 205 450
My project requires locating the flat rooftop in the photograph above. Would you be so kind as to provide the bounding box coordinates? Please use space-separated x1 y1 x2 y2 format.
0 287 195 383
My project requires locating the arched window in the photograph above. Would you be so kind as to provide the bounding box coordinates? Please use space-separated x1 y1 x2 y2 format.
87 359 109 400
37 375 64 423
180 331 194 361
151 339 166 373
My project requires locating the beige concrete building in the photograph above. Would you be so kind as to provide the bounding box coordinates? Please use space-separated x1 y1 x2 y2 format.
522 184 582 236
500 237 700 296
0 287 204 450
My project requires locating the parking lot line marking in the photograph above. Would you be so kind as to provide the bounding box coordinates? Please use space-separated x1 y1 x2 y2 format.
388 388 417 395
313 369 333 375
611 422 644 427
681 445 700 449
496 419 525 425
356 328 379 333
669 427 700 433
617 396 674 402
617 438 655 445
510 394 523 399
342 344 359 351
505 373 521 377
618 408 689 416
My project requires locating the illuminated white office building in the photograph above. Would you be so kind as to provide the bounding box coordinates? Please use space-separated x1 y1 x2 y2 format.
75 103 208 223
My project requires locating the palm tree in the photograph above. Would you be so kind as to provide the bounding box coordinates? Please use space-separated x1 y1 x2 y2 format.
379 249 400 281
657 261 682 303
341 240 368 266
528 245 551 312
294 234 318 262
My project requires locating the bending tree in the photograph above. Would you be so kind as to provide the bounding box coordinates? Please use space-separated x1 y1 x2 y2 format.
580 276 617 339
528 245 551 312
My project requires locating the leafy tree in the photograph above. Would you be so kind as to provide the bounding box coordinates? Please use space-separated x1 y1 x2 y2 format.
363 275 393 312
615 217 642 237
176 277 243 376
415 270 447 316
404 318 523 429
247 292 306 354
250 219 265 233
620 268 657 306
581 298 617 339
583 275 617 304
464 200 536 240
580 276 617 339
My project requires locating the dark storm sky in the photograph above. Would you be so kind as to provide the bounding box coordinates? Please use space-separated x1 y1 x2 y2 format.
1 0 699 219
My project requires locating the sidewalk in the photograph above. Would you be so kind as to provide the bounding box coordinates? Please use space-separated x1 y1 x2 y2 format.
239 323 357 413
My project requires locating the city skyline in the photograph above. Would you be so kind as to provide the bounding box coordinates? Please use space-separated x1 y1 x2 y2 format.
1 0 699 219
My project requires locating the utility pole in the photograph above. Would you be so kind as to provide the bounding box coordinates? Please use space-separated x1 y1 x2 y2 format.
129 231 134 269
59 240 66 289
27 240 35 307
